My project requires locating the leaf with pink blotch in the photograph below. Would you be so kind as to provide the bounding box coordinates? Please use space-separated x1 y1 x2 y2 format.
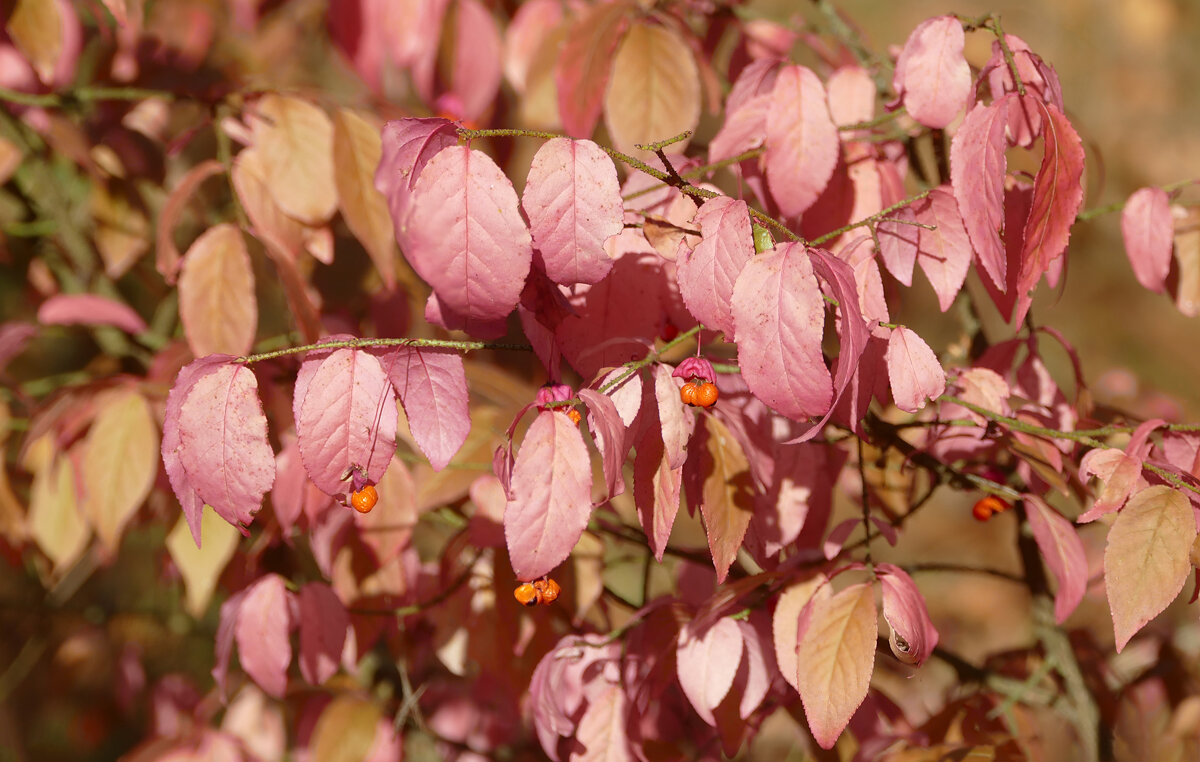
298 582 348 686
731 242 832 421
579 388 628 498
175 360 276 532
950 96 1011 291
893 16 972 129
235 574 294 698
677 616 743 726
1077 448 1145 523
914 186 973 311
523 137 623 286
886 326 946 413
765 65 839 218
985 35 1065 147
505 410 594 581
676 196 753 339
1023 495 1088 624
1122 187 1174 294
295 348 397 495
37 293 147 334
375 347 470 472
875 563 939 667
400 146 532 322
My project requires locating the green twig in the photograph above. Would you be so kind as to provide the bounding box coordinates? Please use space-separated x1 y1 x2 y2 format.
236 336 533 364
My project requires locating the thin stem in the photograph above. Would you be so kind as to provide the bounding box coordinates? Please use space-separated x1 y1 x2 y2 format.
1076 178 1196 222
810 189 932 246
235 336 533 365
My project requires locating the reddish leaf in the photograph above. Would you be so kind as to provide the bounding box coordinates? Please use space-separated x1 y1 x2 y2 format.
579 388 627 498
603 21 700 156
914 186 973 311
376 348 470 471
950 97 1011 290
298 582 349 686
676 196 753 339
875 564 939 667
1105 486 1196 652
235 574 294 698
985 36 1065 147
156 159 225 284
0 322 35 374
885 326 946 412
892 16 971 129
37 293 146 335
731 242 832 421
677 617 743 726
1024 495 1088 624
555 1 632 138
504 410 593 581
401 145 532 322
177 361 276 531
212 590 247 699
709 94 770 165
735 615 777 718
804 247 870 435
633 414 681 561
295 348 398 496
522 137 623 285
765 65 839 218
1122 187 1173 293
696 415 755 583
877 207 919 286
178 223 257 357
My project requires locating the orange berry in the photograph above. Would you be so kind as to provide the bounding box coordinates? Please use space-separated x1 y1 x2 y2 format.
351 484 378 513
567 408 582 426
514 583 541 607
971 501 993 521
534 578 561 604
694 381 719 408
971 495 1010 522
680 381 699 407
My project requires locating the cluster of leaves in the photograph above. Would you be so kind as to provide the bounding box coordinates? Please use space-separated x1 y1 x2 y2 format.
2 0 1200 760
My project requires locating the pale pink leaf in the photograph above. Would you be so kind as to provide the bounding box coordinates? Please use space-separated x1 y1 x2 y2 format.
1078 448 1144 522
522 137 623 285
875 563 939 667
826 65 875 129
795 583 877 749
765 65 839 217
886 326 946 413
772 576 830 694
736 616 777 719
676 196 753 338
985 36 1064 146
156 159 228 284
295 348 398 495
597 367 643 427
914 186 973 311
445 0 501 121
177 223 257 357
234 574 293 698
1122 188 1174 293
212 590 247 699
298 582 348 686
503 0 563 93
950 97 1011 290
653 363 693 470
726 58 781 114
708 94 770 165
823 518 858 561
37 293 147 334
504 410 594 580
579 388 627 498
376 348 470 471
1024 495 1088 624
177 362 276 530
555 1 631 138
731 242 832 421
893 16 971 129
162 356 231 546
374 117 458 214
401 146 532 322
876 207 919 286
573 685 631 762
633 419 681 561
676 617 743 726
803 247 869 434
0 321 35 374
1105 485 1196 652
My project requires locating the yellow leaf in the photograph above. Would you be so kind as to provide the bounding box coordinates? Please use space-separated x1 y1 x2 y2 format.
603 21 700 157
1172 206 1200 317
92 183 150 278
178 223 257 357
0 401 26 544
29 444 89 570
333 109 397 290
81 391 157 554
310 696 381 762
252 95 337 225
772 575 830 694
7 0 63 84
698 415 754 583
167 506 239 617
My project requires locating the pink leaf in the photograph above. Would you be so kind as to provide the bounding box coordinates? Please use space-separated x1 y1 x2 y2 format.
1077 447 1144 522
709 94 770 165
597 367 643 427
731 242 832 421
162 355 231 546
893 16 971 129
875 563 939 667
295 348 398 495
444 0 501 122
876 207 919 286
212 589 247 699
523 137 623 286
1122 187 1174 293
376 348 470 471
234 574 293 698
676 196 754 338
823 518 859 561
914 186 973 311
735 615 777 719
633 416 681 561
772 576 830 694
826 65 875 129
579 388 628 498
374 117 458 213
676 617 743 726
555 1 631 138
1016 100 1085 298
505 410 594 580
1024 496 1088 624
985 36 1064 147
401 145 532 322
176 361 276 530
765 65 839 217
803 247 870 432
298 582 348 686
886 326 946 412
653 363 693 470
573 685 631 762
503 0 563 94
37 293 147 334
950 97 1011 290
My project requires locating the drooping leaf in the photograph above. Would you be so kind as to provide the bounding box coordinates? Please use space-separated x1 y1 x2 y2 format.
156 159 225 284
676 196 754 339
401 145 533 322
795 582 877 749
333 108 397 290
232 148 307 259
653 363 693 470
212 590 247 699
735 614 777 719
579 388 628 498
876 207 919 286
1078 447 1145 522
803 247 870 435
731 242 832 421
296 348 398 495
1105 485 1196 652
885 326 946 413
984 35 1065 147
676 617 743 726
765 65 839 218
1122 187 1173 294
603 21 700 156
505 410 594 581
37 293 147 335
696 415 755 583
249 95 337 224
375 347 470 472
633 412 681 561
522 137 623 285
166 506 239 618
914 186 973 311
177 223 257 357
709 94 770 165
234 574 293 698
298 582 349 686
875 564 939 667
81 390 157 554
950 97 1011 290
1174 205 1200 317
1024 495 1088 624
555 0 632 138
893 16 971 129
572 685 631 762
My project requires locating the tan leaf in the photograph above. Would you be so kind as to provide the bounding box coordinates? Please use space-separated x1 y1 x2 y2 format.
699 415 754 583
27 436 89 569
1105 485 1196 652
795 582 877 749
603 21 700 157
92 183 150 278
178 223 257 357
0 401 26 544
772 575 830 694
167 506 239 617
81 391 157 554
519 24 568 130
251 95 337 225
333 109 396 289
1172 205 1200 317
7 0 63 84
232 147 307 258
310 696 381 762
156 159 225 284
